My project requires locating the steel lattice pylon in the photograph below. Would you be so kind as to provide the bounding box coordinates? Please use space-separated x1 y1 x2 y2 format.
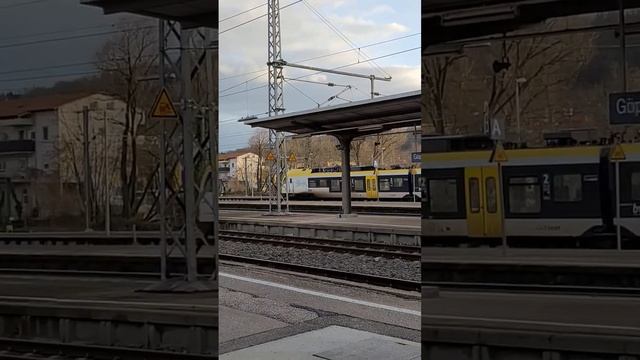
267 0 288 213
146 20 218 291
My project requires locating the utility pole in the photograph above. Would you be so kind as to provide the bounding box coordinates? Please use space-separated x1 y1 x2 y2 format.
104 110 110 236
82 106 92 232
267 0 287 214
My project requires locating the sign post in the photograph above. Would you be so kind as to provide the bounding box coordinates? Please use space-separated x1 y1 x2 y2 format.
150 87 178 280
611 143 626 250
490 141 508 256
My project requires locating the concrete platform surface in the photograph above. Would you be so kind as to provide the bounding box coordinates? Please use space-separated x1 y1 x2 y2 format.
221 210 419 231
422 247 640 267
219 262 420 353
0 274 217 309
221 325 420 360
423 290 640 335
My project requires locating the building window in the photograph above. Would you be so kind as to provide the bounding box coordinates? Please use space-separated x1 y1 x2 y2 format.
22 189 28 204
19 130 25 140
553 174 582 202
30 131 35 140
42 127 49 140
44 163 49 170
0 162 5 172
90 101 98 110
106 102 115 110
428 179 459 213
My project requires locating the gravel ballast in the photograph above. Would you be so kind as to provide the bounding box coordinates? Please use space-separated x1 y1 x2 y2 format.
220 240 420 282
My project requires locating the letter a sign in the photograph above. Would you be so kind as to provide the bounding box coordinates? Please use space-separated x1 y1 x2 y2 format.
151 88 178 118
490 117 505 141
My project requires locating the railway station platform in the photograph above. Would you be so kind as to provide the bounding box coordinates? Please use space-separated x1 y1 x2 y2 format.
422 248 640 293
423 288 640 359
0 264 420 358
0 274 217 355
221 210 420 247
219 200 420 216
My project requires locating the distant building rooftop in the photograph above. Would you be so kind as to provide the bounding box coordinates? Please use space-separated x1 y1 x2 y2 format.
0 93 103 120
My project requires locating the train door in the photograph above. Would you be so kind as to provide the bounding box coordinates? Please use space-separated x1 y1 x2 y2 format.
366 175 378 199
465 166 502 238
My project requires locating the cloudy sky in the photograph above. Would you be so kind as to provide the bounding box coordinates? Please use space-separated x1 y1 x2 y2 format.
0 0 420 151
219 0 421 151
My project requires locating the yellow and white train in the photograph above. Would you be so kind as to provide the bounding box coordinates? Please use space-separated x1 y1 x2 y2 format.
286 166 422 201
423 136 640 247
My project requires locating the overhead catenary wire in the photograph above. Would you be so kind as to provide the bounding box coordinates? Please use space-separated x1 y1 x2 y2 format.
220 46 419 98
284 78 320 107
219 0 302 35
300 0 391 78
219 2 267 23
220 32 418 83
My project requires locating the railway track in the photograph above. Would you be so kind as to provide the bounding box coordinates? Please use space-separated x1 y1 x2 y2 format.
220 230 420 260
221 254 420 292
425 281 640 296
0 338 214 360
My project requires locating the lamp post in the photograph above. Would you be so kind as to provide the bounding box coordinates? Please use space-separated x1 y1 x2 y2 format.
515 77 527 145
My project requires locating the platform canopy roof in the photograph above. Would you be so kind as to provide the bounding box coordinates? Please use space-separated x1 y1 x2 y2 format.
241 91 421 138
423 0 640 47
82 0 217 29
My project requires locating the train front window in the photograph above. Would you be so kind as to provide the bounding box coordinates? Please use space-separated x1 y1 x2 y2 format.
553 174 582 202
632 172 640 201
392 177 406 188
318 179 329 188
330 179 341 192
379 178 391 191
509 177 541 214
428 179 458 213
353 178 365 192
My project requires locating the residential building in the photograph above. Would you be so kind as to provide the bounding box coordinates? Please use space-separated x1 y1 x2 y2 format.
218 150 260 194
0 93 128 224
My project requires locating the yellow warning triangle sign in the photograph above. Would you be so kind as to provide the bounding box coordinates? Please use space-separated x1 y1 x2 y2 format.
151 88 178 118
611 143 626 161
490 143 508 163
288 153 297 162
266 152 275 161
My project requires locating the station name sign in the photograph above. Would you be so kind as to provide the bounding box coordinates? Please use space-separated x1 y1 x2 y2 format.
609 92 640 124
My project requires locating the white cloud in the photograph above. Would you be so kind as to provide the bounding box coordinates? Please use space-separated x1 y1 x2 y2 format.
219 0 420 151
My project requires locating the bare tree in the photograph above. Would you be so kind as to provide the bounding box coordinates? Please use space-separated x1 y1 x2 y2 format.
96 21 157 219
249 130 269 194
423 55 465 134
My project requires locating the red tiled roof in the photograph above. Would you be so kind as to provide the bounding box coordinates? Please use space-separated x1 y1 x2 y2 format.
0 92 94 119
219 149 254 161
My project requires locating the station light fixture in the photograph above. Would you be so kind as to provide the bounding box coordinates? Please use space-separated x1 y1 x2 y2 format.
441 5 518 27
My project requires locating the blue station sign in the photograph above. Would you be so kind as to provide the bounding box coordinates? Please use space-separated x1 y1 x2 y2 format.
411 152 421 163
610 92 640 124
